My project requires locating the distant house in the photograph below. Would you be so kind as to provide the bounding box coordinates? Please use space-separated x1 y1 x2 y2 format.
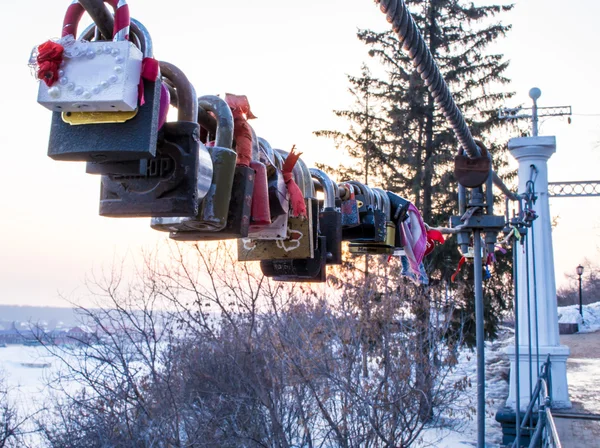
67 326 90 344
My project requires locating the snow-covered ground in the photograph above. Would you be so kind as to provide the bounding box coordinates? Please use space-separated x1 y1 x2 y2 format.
3 302 599 447
418 328 512 447
0 345 57 413
558 301 600 333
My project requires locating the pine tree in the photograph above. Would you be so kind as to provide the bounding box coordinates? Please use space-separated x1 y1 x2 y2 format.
317 0 515 339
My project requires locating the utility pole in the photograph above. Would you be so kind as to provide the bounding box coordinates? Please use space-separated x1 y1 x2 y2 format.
498 88 572 136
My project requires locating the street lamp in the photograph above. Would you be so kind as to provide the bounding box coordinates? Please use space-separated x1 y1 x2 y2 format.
576 264 584 322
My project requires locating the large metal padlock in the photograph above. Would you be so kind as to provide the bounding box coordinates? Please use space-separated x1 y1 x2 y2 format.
260 236 327 283
310 168 342 265
454 142 491 188
84 20 170 175
38 0 141 113
339 183 360 228
99 62 212 217
342 181 386 243
349 189 395 255
151 95 236 233
44 16 162 162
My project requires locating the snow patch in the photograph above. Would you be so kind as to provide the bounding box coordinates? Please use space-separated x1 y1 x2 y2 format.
558 301 600 333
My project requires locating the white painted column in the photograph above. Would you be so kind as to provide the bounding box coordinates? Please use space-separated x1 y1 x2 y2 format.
506 136 571 410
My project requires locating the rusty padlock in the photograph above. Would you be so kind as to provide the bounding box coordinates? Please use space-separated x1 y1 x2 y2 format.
454 141 491 188
339 183 360 228
99 62 212 217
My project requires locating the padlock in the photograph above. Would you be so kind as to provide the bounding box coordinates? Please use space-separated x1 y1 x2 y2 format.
151 95 236 233
99 62 212 217
349 189 395 255
387 191 411 249
84 21 169 175
46 17 162 162
276 149 315 199
257 194 325 282
347 181 373 214
169 165 255 241
260 236 327 283
454 141 491 188
339 183 360 228
310 168 342 265
342 182 386 243
37 0 141 113
260 139 289 220
243 138 289 239
238 198 316 261
167 95 256 240
247 128 270 225
250 160 271 225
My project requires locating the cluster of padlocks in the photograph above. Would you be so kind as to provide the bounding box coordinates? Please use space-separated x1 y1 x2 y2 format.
31 0 436 283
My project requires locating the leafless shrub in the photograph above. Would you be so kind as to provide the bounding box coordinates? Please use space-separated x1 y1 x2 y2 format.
36 241 468 447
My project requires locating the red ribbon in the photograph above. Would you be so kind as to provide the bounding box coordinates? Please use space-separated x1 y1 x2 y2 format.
424 229 445 256
225 94 256 168
282 145 307 218
451 256 466 283
36 40 64 87
138 57 159 106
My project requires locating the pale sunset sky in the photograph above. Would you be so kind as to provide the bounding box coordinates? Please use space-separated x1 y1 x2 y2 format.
0 0 599 307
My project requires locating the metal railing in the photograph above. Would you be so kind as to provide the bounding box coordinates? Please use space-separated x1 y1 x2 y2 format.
513 356 562 448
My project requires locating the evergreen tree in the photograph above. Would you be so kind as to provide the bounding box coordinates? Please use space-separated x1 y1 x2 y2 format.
317 0 516 345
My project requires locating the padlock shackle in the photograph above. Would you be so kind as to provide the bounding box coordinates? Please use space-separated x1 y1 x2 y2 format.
131 18 153 57
273 151 284 170
275 149 314 198
338 183 355 201
295 156 314 198
275 149 302 194
249 128 258 161
258 138 279 169
63 0 130 42
82 18 152 57
373 188 392 220
372 189 383 211
346 181 374 207
198 95 233 149
159 62 196 122
309 168 335 210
